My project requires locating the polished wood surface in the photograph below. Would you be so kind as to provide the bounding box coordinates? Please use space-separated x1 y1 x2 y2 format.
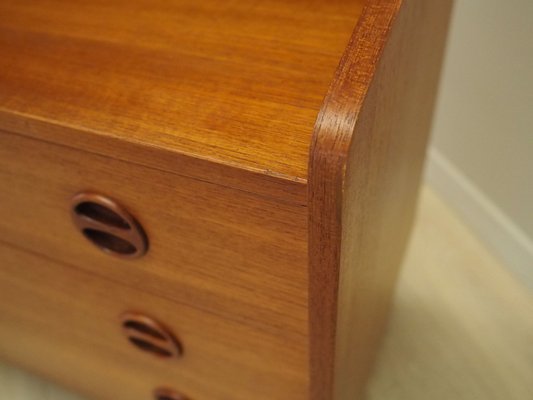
0 131 309 399
0 241 303 400
308 0 452 399
0 0 363 184
3 188 532 400
0 1 452 399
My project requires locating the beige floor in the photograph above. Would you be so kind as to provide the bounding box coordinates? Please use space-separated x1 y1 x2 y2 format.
1 187 532 400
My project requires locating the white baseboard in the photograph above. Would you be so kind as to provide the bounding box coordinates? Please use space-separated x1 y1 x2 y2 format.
425 148 533 290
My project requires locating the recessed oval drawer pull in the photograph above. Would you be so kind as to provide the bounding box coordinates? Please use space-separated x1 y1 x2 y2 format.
71 192 148 258
120 312 183 358
154 388 190 400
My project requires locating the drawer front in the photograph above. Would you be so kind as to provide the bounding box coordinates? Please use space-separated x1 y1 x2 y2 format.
0 242 305 400
0 131 309 399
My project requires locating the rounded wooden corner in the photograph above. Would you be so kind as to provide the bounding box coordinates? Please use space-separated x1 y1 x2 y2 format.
308 1 402 399
307 0 452 399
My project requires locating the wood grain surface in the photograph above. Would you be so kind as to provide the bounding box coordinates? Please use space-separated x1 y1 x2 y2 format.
0 1 453 399
0 131 309 400
0 0 364 185
308 0 452 399
0 241 302 400
2 187 532 400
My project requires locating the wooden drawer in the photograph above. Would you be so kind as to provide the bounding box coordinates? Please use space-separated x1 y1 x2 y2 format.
0 131 309 399
0 241 306 400
0 0 452 399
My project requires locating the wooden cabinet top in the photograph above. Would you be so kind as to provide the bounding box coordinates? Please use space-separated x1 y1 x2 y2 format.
0 2 452 400
0 0 364 183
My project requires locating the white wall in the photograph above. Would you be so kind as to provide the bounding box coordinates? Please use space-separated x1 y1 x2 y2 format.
426 0 533 287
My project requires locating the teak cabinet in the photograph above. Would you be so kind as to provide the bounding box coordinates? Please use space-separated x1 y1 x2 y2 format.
0 1 451 399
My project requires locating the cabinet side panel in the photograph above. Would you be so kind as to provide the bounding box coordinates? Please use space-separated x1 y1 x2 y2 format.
336 1 452 398
309 0 453 399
